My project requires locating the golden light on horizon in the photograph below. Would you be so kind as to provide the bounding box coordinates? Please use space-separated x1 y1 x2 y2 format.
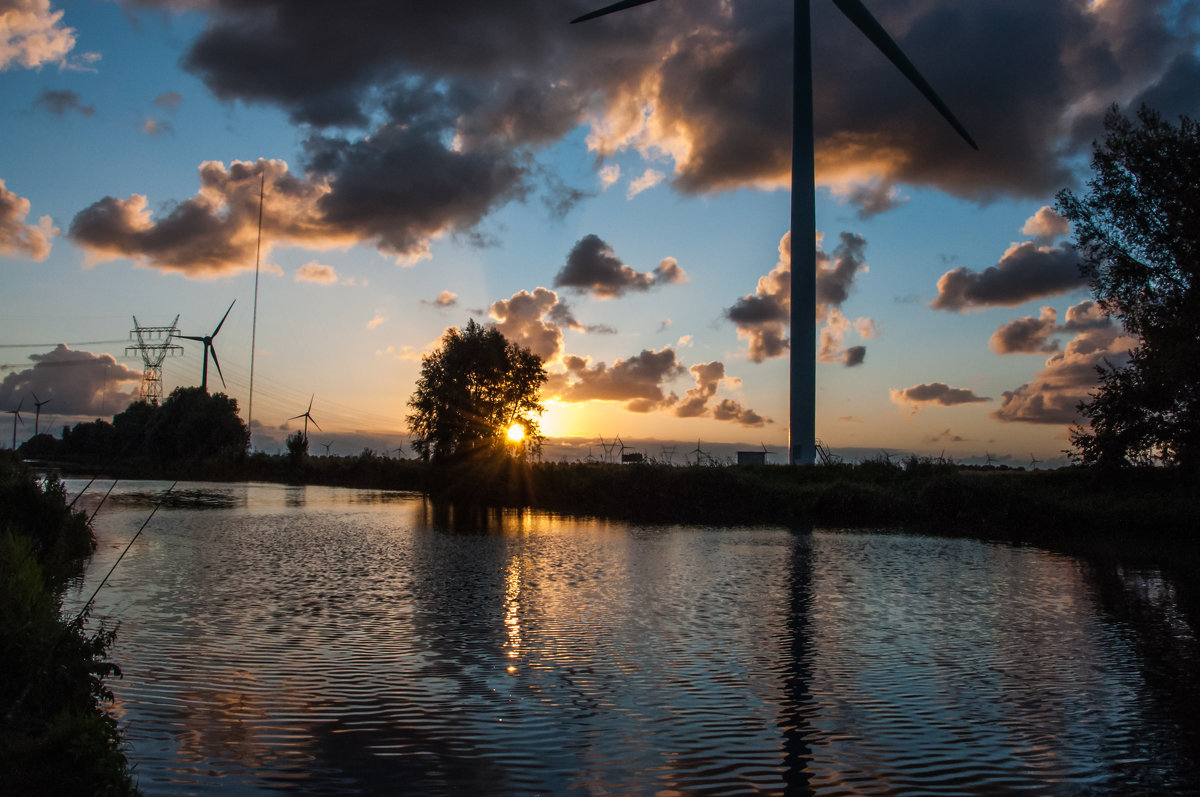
507 423 525 442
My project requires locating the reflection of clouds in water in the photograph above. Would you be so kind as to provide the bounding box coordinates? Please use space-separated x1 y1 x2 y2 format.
70 484 1200 793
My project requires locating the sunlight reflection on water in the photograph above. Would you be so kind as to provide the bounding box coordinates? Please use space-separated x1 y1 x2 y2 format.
66 480 1200 795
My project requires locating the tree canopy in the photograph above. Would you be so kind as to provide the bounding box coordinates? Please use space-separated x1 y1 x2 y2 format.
1056 105 1200 471
406 320 547 460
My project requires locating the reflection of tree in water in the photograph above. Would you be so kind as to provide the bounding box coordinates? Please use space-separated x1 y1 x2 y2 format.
1085 560 1200 785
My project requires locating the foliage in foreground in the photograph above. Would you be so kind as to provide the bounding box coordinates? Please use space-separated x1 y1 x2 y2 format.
0 454 136 794
1058 105 1200 472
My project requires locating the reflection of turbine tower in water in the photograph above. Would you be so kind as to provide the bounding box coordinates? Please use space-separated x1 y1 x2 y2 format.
127 315 182 404
573 0 977 464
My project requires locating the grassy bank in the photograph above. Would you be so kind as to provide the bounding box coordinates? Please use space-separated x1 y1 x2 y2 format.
0 454 137 793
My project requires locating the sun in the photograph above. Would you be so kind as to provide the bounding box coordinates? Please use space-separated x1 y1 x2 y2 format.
506 423 525 443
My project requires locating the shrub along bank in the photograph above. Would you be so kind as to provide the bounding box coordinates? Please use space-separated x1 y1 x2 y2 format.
0 453 136 794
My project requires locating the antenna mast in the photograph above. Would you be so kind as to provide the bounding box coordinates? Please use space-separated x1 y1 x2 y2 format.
127 315 182 404
248 172 265 447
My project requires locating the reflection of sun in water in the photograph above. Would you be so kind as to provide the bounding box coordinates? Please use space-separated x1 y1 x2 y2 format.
506 423 524 442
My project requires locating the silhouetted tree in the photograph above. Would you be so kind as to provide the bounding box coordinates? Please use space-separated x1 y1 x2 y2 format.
1057 105 1200 471
285 430 308 463
146 387 249 463
406 320 546 460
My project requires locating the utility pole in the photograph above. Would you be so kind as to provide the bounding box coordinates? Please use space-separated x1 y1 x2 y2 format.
127 315 182 404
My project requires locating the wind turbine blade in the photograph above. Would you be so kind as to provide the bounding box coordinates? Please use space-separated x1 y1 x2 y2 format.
307 394 314 414
309 416 322 432
831 0 978 150
571 0 660 24
288 414 305 421
212 300 236 337
177 335 205 342
209 345 227 389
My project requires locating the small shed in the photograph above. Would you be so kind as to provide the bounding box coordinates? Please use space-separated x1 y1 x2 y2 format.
736 450 767 466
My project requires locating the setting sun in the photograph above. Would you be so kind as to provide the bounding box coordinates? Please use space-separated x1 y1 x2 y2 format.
506 423 525 443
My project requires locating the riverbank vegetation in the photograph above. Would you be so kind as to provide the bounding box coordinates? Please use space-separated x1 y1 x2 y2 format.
0 453 136 794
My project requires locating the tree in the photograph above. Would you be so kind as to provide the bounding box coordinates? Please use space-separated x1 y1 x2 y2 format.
1056 105 1200 471
406 320 547 460
145 387 250 463
285 430 308 463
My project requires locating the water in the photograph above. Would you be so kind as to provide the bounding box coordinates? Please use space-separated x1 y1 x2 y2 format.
66 480 1200 795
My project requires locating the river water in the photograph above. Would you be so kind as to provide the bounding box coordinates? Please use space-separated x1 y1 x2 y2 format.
66 480 1200 795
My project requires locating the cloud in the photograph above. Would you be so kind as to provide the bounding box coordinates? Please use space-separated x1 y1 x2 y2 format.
931 241 1084 312
0 179 58 261
488 287 574 363
295 261 338 284
626 167 664 198
33 88 93 116
598 164 621 191
726 231 791 362
1021 205 1070 243
989 306 1060 354
839 180 907 219
0 345 140 417
554 234 687 298
727 229 871 364
1063 299 1110 331
143 119 173 136
366 314 387 329
433 290 457 308
154 91 182 111
0 0 77 70
711 399 768 427
675 361 724 418
551 347 685 410
928 428 965 443
92 0 1200 239
992 323 1138 425
889 382 991 414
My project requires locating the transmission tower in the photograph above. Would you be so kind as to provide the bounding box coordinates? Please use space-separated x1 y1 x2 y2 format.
127 315 182 404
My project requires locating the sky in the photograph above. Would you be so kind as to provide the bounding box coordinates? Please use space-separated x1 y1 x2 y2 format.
2 0 1197 466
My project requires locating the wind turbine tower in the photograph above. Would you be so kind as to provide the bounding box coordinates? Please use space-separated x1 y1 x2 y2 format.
572 0 976 465
127 315 182 404
6 399 23 450
32 393 51 436
178 301 235 393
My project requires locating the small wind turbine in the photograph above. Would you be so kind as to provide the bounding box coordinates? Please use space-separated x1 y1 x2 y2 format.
178 300 235 393
393 443 405 458
984 451 997 466
32 393 50 436
6 398 23 449
572 0 976 465
1029 452 1041 469
321 441 334 456
616 435 633 462
689 438 706 466
599 435 618 464
289 395 321 442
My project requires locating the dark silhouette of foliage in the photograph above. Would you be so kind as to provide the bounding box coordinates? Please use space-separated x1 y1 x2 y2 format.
1057 106 1200 471
285 430 308 463
406 320 547 461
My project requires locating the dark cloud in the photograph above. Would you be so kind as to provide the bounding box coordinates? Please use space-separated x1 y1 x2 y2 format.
489 288 572 363
843 180 907 219
675 361 725 418
0 345 140 417
1062 300 1111 332
554 235 687 298
95 0 1198 263
931 242 1084 312
992 324 1137 425
711 399 768 427
928 428 965 443
552 347 685 410
34 89 94 117
726 231 791 362
843 345 866 367
890 382 991 413
816 232 868 320
0 179 57 262
989 306 1060 354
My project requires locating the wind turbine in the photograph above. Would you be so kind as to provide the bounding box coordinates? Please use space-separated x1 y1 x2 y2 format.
6 398 23 449
1029 452 1041 469
321 441 334 456
289 395 321 442
689 438 706 466
178 300 235 393
984 451 997 466
572 0 977 465
32 393 50 436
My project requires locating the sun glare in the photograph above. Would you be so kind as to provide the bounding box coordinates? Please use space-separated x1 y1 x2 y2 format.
506 423 525 443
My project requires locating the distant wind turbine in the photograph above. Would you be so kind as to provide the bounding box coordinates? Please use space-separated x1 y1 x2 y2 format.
6 398 23 449
178 300 235 393
572 0 977 465
289 395 321 442
321 440 334 456
32 393 50 436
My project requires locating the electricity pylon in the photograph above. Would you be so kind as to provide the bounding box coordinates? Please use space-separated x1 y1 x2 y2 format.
127 315 182 404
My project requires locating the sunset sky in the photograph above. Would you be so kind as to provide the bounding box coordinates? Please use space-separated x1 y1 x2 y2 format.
2 0 1196 465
